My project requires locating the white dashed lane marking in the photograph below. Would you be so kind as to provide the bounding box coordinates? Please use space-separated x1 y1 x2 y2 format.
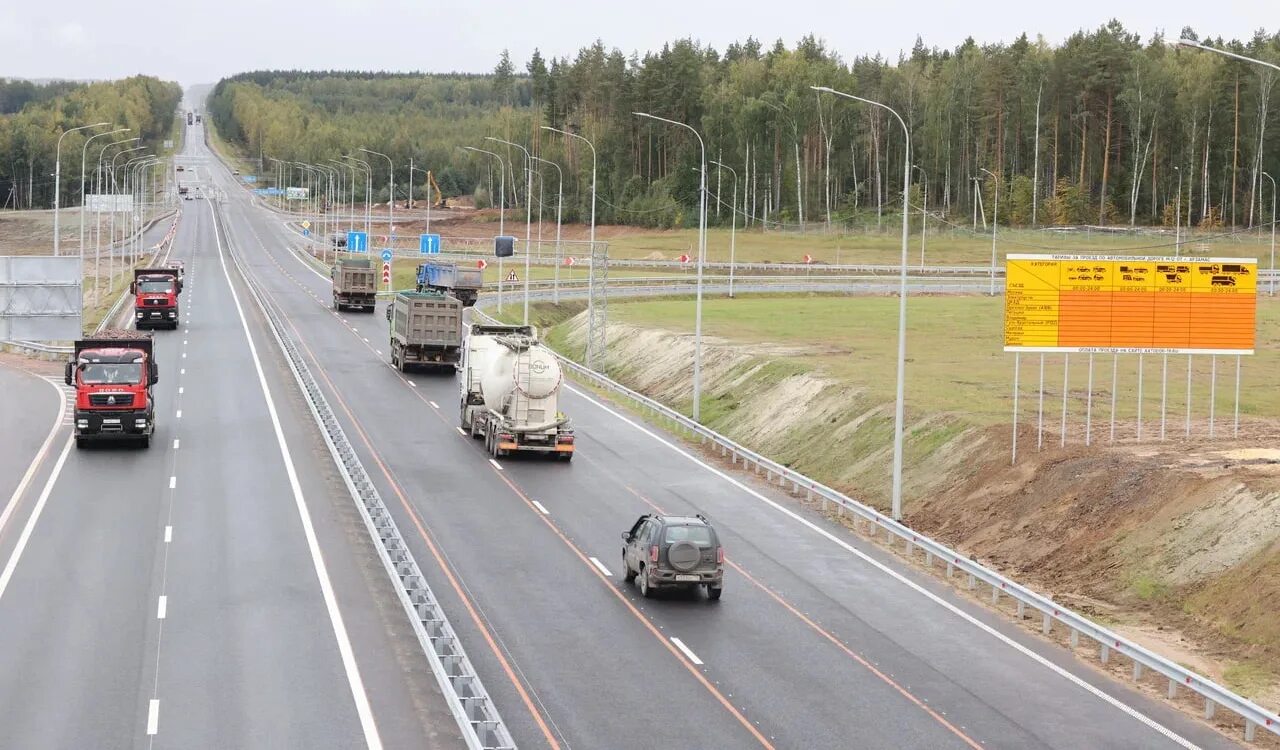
671 637 703 666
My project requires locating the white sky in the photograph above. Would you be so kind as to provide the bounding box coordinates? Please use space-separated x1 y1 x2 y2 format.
0 0 1272 87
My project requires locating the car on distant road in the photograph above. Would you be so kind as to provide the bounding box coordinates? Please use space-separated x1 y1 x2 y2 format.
622 513 723 599
175 165 184 172
232 169 240 175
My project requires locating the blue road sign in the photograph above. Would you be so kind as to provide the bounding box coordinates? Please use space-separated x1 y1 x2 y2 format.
347 231 368 253
253 187 284 196
381 249 394 263
302 229 310 237
419 233 441 254
241 175 258 184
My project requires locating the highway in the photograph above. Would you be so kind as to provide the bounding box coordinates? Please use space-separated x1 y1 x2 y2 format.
200 122 1245 747
0 123 461 749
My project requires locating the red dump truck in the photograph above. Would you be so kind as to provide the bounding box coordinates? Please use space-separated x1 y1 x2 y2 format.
65 330 159 448
132 268 182 329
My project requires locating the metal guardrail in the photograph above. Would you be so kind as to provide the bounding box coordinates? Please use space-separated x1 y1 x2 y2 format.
234 220 515 749
472 293 1280 743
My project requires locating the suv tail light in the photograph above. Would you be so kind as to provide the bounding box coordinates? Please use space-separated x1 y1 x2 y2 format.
716 547 724 564
649 545 659 563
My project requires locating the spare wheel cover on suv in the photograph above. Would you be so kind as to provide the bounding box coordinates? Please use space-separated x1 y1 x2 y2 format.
667 541 701 572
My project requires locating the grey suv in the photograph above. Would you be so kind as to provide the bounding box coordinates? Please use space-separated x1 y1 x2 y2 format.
621 514 723 600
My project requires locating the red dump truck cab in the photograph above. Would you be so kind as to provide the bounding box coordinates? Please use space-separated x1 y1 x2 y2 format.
65 331 158 448
132 268 181 329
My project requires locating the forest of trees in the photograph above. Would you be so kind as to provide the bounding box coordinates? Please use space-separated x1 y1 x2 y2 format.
0 76 182 210
210 24 1279 232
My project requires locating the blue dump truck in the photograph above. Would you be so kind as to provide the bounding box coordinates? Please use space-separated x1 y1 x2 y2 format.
416 261 483 307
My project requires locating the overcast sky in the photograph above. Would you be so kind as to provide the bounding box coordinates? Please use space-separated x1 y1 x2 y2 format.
1 0 1272 88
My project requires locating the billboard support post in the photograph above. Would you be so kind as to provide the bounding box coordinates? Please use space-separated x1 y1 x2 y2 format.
1111 354 1119 443
1186 356 1193 439
1011 354 1021 464
1085 354 1094 446
1037 355 1045 451
1234 356 1241 438
1209 356 1218 438
1061 355 1070 447
1160 354 1169 441
1136 354 1144 441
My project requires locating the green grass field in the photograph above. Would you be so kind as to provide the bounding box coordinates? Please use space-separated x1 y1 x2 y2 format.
605 224 1279 267
608 294 1280 426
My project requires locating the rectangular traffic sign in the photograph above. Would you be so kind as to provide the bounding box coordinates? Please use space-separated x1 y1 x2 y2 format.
419 233 441 254
1004 254 1257 354
347 231 368 253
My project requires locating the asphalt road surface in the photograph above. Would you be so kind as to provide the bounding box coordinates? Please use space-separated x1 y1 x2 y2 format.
200 120 1245 749
0 120 462 750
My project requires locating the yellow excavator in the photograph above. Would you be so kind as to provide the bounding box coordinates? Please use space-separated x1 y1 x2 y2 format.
427 170 447 209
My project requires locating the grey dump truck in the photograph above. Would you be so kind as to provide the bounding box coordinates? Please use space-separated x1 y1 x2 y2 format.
417 261 483 306
386 290 463 372
331 257 377 312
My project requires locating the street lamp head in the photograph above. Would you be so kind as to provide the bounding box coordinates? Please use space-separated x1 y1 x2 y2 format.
1176 38 1199 48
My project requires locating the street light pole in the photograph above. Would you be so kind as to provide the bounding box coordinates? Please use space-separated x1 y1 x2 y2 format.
912 165 927 268
341 155 373 238
814 85 912 521
1174 166 1182 257
635 111 708 421
79 127 128 260
544 126 599 367
710 160 739 298
463 147 506 311
359 147 394 249
980 167 999 295
485 137 535 325
1264 171 1277 296
109 146 147 288
94 137 137 301
531 155 563 303
54 122 109 256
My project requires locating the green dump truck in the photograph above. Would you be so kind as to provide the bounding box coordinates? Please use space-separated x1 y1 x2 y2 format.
331 257 377 312
387 290 463 372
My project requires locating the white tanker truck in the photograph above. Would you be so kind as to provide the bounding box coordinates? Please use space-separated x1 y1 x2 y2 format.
460 324 575 460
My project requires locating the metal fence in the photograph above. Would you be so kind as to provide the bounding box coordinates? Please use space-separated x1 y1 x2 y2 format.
472 291 1280 743
0 256 83 341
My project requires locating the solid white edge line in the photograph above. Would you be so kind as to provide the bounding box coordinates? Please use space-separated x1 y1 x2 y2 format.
428 401 439 409
146 698 159 735
175 410 182 419
0 376 67 541
487 458 502 471
168 476 176 489
588 556 612 577
173 439 180 450
209 200 383 749
408 381 417 388
178 386 184 395
164 526 172 543
670 637 703 666
0 437 73 604
571 385 1201 749
157 595 167 619
531 500 550 515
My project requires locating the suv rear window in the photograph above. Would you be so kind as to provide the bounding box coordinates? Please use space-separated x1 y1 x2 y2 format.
664 525 713 545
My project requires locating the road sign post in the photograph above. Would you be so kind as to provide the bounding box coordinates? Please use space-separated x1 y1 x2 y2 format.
382 261 392 291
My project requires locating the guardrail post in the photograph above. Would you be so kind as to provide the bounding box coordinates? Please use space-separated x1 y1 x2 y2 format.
1203 698 1214 720
945 562 954 578
967 573 977 590
1069 630 1079 648
1042 613 1052 634
1099 644 1110 663
924 551 934 567
991 585 1000 605
1245 720 1256 742
1016 600 1025 619
904 537 913 555
1132 662 1143 680
1167 678 1177 699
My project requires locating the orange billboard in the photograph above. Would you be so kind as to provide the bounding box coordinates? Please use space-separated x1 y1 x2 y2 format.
1004 254 1257 354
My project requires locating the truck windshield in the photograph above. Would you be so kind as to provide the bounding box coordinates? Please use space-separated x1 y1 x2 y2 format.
80 363 143 385
138 280 173 293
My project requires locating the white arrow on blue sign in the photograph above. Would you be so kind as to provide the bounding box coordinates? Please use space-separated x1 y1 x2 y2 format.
419 233 441 254
381 249 394 262
347 231 368 253
302 229 310 237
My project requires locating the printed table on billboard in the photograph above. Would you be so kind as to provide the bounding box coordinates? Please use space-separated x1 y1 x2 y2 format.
1004 254 1257 355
